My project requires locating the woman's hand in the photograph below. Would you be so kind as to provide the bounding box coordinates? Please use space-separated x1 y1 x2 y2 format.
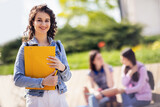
94 91 103 100
128 64 138 76
47 56 65 71
42 71 58 86
132 65 138 72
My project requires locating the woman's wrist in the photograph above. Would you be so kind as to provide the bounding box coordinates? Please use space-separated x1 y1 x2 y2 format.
118 88 125 94
42 78 45 86
128 69 135 77
100 91 105 98
60 64 66 72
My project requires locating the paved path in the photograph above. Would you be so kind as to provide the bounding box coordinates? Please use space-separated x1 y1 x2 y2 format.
0 70 89 107
0 63 160 107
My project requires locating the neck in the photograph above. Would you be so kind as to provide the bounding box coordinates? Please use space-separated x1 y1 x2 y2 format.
129 63 134 68
95 65 102 71
35 32 48 45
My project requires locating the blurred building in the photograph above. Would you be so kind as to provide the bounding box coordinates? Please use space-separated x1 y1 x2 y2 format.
118 0 160 36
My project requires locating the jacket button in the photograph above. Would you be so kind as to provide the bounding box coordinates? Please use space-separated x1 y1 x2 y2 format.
59 82 61 85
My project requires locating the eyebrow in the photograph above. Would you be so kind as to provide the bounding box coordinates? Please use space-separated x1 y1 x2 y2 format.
37 17 50 20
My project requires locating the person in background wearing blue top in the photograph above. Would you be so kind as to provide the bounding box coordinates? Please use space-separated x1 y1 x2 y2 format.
94 48 152 107
14 4 71 107
83 50 117 107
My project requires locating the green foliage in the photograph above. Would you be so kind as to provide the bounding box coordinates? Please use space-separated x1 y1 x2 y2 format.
56 0 143 52
141 35 160 44
0 46 160 74
56 22 143 52
67 51 89 69
58 0 118 26
1 38 22 63
67 50 121 70
136 47 160 64
66 47 160 69
0 64 14 75
104 23 143 49
0 47 2 64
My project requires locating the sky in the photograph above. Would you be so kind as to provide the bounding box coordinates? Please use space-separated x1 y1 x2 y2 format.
0 0 120 45
0 0 62 45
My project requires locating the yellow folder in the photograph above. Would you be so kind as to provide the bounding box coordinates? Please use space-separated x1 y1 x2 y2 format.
24 46 57 90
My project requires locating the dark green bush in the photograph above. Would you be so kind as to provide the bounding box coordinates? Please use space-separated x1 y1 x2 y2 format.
0 22 143 64
1 38 22 63
104 23 143 50
141 35 160 44
56 23 143 52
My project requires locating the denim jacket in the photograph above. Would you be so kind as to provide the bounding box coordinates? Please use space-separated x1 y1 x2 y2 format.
13 37 72 97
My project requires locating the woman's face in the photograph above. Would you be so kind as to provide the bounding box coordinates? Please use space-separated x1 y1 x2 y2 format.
93 53 104 67
33 12 51 35
120 56 132 66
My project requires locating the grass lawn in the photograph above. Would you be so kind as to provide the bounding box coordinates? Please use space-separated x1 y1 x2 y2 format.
0 48 160 75
0 64 14 75
67 48 160 69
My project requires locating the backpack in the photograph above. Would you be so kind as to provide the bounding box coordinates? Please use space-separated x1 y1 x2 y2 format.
56 41 61 52
147 70 155 90
138 66 155 90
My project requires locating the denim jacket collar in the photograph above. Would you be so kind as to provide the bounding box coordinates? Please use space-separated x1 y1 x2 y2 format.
28 36 55 46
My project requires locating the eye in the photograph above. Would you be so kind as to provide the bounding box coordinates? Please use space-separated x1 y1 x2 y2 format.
45 20 50 22
37 20 42 22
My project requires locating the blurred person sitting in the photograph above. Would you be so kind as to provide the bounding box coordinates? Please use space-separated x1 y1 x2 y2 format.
94 48 152 107
83 50 117 107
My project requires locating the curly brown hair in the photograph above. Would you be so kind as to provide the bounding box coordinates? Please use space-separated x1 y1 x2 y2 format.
23 4 57 41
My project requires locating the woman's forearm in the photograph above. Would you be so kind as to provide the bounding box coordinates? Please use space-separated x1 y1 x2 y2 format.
95 87 120 100
101 88 119 97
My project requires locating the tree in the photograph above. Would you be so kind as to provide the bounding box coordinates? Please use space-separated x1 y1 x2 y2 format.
55 0 143 53
1 38 22 63
58 0 118 27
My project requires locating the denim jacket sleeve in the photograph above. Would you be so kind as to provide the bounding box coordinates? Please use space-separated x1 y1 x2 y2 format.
13 43 43 88
57 40 72 82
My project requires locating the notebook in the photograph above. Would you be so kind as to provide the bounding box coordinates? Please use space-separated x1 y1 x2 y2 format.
24 46 57 90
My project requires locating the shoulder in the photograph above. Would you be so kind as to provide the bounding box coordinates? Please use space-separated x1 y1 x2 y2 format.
56 40 65 50
108 65 113 72
137 61 145 71
103 64 113 72
88 70 94 77
56 40 62 46
19 42 27 51
16 42 28 57
137 61 147 74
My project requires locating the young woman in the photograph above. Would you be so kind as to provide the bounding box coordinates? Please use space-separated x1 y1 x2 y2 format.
14 4 71 107
95 48 152 107
120 48 152 107
83 50 117 107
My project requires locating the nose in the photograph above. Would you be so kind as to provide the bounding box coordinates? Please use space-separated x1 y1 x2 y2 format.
41 21 46 26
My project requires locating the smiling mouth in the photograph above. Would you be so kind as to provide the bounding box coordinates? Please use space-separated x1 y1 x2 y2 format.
40 27 47 30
